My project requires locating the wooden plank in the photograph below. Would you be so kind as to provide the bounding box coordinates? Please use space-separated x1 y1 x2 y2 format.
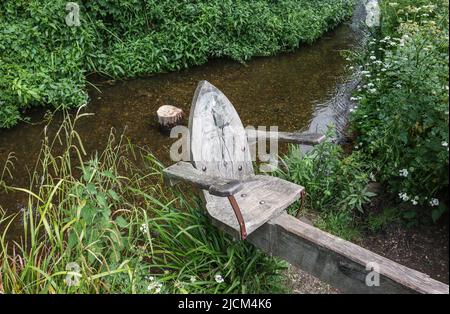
206 175 304 237
244 213 449 294
247 130 326 146
163 162 243 196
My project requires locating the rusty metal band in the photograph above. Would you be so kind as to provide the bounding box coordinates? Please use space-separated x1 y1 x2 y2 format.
227 195 247 240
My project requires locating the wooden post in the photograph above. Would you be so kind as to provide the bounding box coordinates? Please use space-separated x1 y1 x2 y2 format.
245 213 449 294
157 105 184 131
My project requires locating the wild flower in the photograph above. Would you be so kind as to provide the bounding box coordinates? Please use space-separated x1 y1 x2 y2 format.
140 223 148 234
147 281 163 294
190 276 197 283
399 169 409 177
429 198 439 207
398 192 410 201
214 274 224 283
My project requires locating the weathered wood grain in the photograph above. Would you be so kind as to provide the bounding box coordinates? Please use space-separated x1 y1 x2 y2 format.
163 162 304 237
206 175 304 237
187 81 306 237
247 130 326 146
189 80 254 183
245 213 449 294
163 161 243 196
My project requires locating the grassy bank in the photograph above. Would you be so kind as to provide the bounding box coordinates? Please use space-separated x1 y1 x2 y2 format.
0 0 356 128
0 111 286 293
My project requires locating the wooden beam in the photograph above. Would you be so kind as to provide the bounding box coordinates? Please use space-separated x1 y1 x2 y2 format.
163 162 244 196
247 130 326 146
243 213 449 294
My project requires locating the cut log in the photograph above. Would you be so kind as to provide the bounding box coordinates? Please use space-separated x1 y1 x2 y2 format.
157 105 184 130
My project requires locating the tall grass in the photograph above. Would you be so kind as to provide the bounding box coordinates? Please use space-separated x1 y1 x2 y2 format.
0 109 286 293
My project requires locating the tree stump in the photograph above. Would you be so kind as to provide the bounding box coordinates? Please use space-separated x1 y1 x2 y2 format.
157 105 184 132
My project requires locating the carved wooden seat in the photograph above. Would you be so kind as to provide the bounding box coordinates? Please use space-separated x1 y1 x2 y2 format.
163 80 324 239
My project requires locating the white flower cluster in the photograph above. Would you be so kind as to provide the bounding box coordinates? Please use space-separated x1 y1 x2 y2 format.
399 168 409 177
140 223 148 234
147 276 163 294
429 198 440 207
214 274 224 283
398 192 410 201
411 196 419 206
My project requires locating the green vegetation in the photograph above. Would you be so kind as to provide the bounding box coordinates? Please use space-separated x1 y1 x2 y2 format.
349 0 449 221
0 111 286 293
0 0 355 128
276 132 373 240
278 0 449 237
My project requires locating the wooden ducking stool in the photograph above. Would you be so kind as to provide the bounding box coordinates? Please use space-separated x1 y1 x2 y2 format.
163 81 449 294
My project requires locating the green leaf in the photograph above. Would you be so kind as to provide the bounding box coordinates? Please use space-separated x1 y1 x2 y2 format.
96 193 108 208
431 205 446 223
86 182 97 195
108 189 120 201
115 216 128 228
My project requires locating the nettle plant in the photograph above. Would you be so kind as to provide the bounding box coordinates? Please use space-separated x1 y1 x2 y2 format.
349 1 449 221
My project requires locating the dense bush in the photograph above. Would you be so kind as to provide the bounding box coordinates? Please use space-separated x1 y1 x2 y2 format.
349 0 449 221
0 0 356 128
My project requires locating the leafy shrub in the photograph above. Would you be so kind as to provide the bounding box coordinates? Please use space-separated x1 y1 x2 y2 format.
0 0 356 128
276 132 374 240
349 0 449 220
